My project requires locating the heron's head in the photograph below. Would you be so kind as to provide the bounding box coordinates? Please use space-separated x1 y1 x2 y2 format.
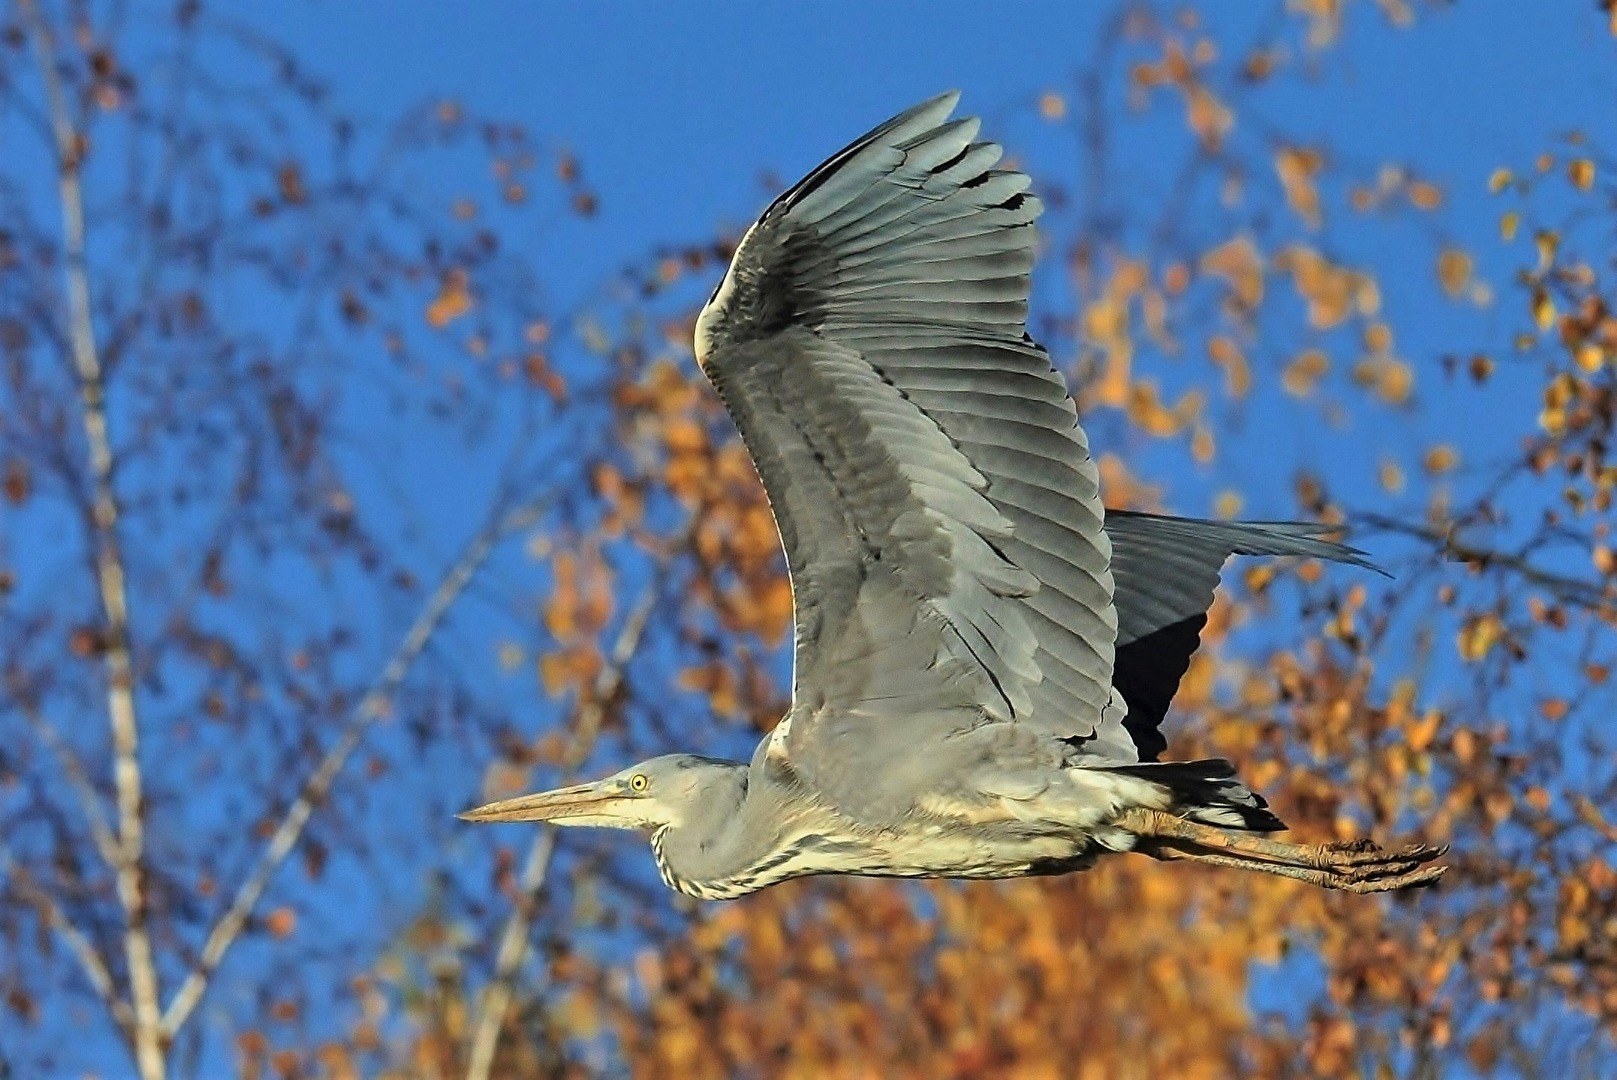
459 754 744 832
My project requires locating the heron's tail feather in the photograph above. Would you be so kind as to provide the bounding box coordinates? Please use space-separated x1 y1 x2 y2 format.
1105 758 1285 832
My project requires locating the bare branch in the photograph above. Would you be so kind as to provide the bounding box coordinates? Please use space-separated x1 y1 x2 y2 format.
464 571 664 1080
158 500 545 1041
1354 511 1615 612
20 4 164 1075
0 845 136 1038
13 696 121 872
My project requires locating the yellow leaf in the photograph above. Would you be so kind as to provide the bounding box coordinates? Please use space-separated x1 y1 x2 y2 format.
1282 348 1329 396
1275 145 1324 228
1125 381 1185 437
1569 158 1595 190
1354 356 1413 405
1039 91 1067 120
1406 708 1441 753
1363 321 1393 354
1595 545 1615 576
1437 248 1473 298
1500 211 1519 242
1192 425 1215 465
426 270 473 327
1407 180 1443 210
1539 405 1566 437
1532 289 1556 331
1487 167 1513 194
1378 458 1405 494
1457 613 1503 662
1186 86 1233 147
1423 445 1459 474
1207 335 1250 397
1536 229 1560 268
1200 235 1264 310
662 419 707 454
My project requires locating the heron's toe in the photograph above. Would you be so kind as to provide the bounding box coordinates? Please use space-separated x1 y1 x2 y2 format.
1316 838 1446 869
1335 863 1448 894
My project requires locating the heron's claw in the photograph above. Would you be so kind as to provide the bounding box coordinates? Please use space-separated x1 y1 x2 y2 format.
1325 861 1448 894
1311 839 1449 872
1120 808 1450 893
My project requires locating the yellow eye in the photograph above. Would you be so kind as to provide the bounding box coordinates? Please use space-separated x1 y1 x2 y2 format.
629 773 649 793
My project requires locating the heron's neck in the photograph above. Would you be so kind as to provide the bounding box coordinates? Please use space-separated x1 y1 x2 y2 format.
652 761 794 900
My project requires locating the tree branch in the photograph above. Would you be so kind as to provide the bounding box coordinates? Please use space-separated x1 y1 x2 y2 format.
1353 511 1615 612
158 500 544 1041
463 572 664 1080
0 845 136 1039
21 4 165 1075
13 695 122 873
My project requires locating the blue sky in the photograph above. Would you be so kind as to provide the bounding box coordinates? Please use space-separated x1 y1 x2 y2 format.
253 0 1611 309
247 0 1615 535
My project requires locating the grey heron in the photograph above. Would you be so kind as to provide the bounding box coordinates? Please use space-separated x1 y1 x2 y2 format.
464 93 1446 899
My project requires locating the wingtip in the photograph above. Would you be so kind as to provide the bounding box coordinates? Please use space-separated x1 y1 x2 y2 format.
905 89 962 130
1328 547 1393 580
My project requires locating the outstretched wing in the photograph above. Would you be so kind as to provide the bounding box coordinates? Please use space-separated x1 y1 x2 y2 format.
694 93 1119 793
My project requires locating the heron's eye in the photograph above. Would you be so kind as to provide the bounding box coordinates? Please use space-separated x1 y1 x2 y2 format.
629 773 649 793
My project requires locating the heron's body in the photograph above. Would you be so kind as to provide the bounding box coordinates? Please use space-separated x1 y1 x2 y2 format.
639 751 1180 900
465 94 1446 897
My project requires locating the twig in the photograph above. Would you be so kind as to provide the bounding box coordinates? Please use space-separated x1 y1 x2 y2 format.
0 845 136 1037
1574 797 1617 845
158 500 545 1040
463 575 664 1080
1354 511 1614 611
15 697 122 872
21 4 165 1075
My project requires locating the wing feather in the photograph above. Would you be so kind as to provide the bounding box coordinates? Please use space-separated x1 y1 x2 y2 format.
695 94 1119 790
1097 510 1382 761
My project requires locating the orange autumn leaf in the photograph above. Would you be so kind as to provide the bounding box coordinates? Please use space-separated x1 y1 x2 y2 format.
1457 613 1504 661
1282 348 1330 397
1274 245 1379 328
1275 145 1324 229
1206 335 1250 398
1200 235 1265 313
425 269 473 327
1437 248 1474 297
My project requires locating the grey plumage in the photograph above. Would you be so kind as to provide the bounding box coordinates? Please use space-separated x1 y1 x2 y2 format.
464 93 1446 899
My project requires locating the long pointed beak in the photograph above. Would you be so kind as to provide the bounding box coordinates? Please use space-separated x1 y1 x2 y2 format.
459 781 624 824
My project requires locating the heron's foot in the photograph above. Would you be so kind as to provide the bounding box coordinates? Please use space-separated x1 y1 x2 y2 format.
1116 808 1448 894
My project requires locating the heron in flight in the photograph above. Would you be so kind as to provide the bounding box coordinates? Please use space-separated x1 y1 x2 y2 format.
464 94 1445 898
